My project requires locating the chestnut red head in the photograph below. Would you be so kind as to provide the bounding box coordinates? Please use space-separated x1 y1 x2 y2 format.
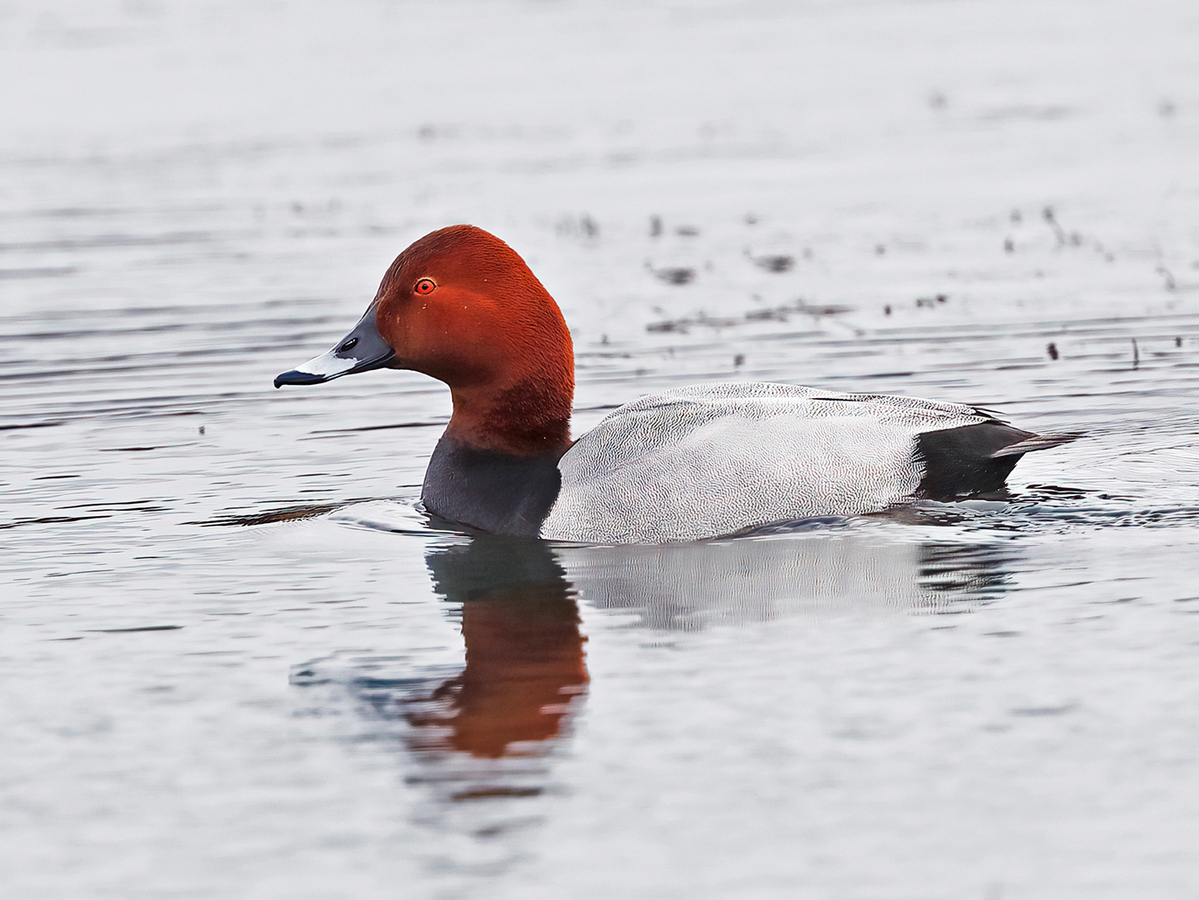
275 225 575 456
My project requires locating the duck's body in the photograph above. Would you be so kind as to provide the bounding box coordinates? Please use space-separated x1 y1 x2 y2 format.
541 382 1059 543
275 225 1073 544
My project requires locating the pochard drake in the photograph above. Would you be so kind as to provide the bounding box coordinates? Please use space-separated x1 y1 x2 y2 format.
275 225 1073 543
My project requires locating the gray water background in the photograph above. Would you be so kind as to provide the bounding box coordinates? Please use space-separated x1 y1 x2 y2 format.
3 1 1199 897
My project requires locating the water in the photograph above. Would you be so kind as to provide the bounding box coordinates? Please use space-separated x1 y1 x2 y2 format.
4 0 1199 897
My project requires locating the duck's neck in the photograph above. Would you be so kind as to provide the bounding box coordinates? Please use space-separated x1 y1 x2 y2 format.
421 376 571 537
445 375 574 459
422 429 566 538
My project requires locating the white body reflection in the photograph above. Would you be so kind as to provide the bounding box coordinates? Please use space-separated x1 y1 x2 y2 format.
554 526 1004 628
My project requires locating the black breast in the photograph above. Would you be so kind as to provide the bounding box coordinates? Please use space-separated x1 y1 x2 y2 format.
421 436 563 537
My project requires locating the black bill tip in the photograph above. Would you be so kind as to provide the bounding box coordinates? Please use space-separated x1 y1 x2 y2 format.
274 369 329 388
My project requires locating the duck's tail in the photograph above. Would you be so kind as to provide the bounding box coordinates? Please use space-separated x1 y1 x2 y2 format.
989 431 1081 458
916 424 1081 501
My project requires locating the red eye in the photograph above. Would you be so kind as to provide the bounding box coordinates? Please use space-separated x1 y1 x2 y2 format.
414 278 436 295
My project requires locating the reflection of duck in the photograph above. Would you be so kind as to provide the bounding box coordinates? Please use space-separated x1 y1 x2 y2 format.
275 225 1075 543
412 537 588 758
556 528 1015 628
291 536 587 808
289 526 1012 858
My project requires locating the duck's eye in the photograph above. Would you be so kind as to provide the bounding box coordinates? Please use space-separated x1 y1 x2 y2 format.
339 337 359 353
414 278 436 295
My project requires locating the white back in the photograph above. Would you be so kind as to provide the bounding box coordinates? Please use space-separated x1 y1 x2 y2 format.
541 382 989 543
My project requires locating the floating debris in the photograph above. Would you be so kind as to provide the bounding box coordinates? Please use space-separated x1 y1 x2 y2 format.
1043 206 1082 246
748 298 854 320
646 312 740 333
646 262 696 285
798 298 854 316
556 214 600 239
745 249 794 272
648 298 852 333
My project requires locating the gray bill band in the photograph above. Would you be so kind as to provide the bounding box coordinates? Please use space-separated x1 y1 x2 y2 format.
274 307 395 388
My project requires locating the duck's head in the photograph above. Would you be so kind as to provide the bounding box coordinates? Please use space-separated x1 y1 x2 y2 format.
275 225 575 455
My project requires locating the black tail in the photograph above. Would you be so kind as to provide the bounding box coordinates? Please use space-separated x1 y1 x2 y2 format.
915 423 1078 501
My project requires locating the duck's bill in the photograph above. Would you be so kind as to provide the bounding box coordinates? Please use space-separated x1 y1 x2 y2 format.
274 308 395 388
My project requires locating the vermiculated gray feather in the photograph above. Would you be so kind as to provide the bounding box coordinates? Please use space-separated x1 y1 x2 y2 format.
541 382 993 542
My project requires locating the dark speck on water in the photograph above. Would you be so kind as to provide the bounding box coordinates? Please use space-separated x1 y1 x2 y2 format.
746 250 795 272
646 262 696 285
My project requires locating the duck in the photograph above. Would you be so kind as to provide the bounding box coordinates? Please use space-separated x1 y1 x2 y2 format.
275 225 1074 543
